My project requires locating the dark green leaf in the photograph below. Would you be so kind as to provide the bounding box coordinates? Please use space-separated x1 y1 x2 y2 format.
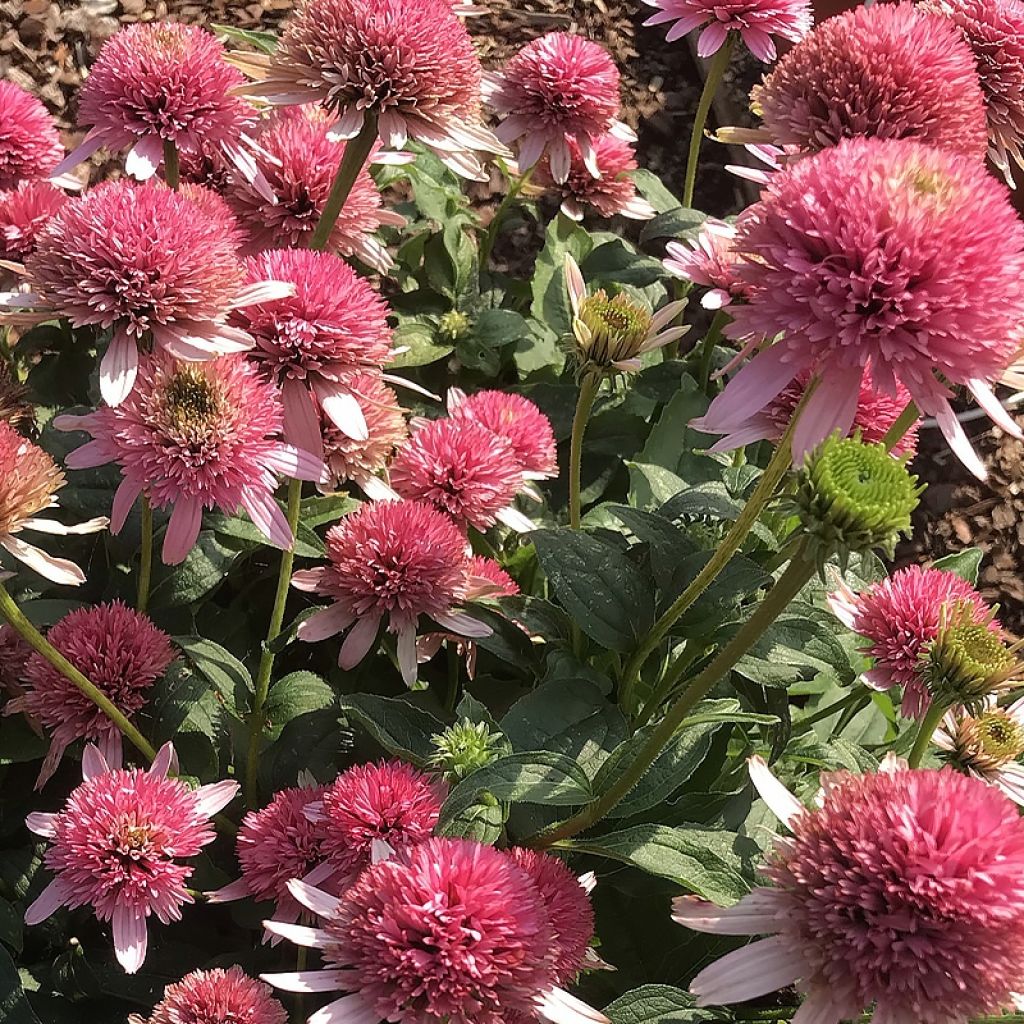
300 493 360 530
530 216 592 340
630 171 685 215
174 636 253 721
338 694 444 766
264 672 336 741
391 317 454 368
206 510 324 558
582 240 665 287
0 898 22 953
931 548 983 585
0 945 41 1024
604 985 728 1024
149 532 241 608
639 206 708 245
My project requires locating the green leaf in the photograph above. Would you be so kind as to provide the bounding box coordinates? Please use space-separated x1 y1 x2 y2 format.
437 791 507 845
300 493 360 530
391 316 455 368
211 24 279 53
149 659 223 751
174 636 253 720
148 532 241 608
604 985 728 1024
533 528 655 653
630 170 685 215
206 509 324 558
0 898 22 953
264 672 336 741
530 216 593 340
639 206 708 245
931 548 983 585
338 694 445 766
0 716 47 765
0 945 41 1024
582 240 666 287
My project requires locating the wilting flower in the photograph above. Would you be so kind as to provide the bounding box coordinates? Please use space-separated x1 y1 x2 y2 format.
534 133 654 221
565 253 688 376
208 781 327 929
55 354 323 564
6 602 173 789
293 499 490 685
0 181 67 262
53 23 273 200
321 373 407 489
0 81 64 190
936 697 1024 805
921 0 1024 186
751 3 988 158
664 220 746 311
6 180 291 405
237 0 505 180
225 107 405 269
674 757 1024 1023
0 421 107 585
261 837 606 1024
305 761 445 880
129 967 287 1024
233 248 393 457
828 565 1000 719
390 418 534 532
25 743 239 973
643 0 811 61
693 138 1024 478
483 33 633 182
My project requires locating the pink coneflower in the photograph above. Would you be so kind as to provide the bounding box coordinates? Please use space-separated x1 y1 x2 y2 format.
321 372 407 488
225 107 405 270
828 565 999 718
643 0 811 61
233 248 393 457
305 761 445 880
936 696 1024 805
25 743 238 973
751 4 988 158
6 602 173 789
390 418 533 532
483 33 633 183
692 138 1024 478
292 499 490 685
208 782 327 928
0 181 67 262
52 23 273 200
706 369 920 458
674 756 1024 1023
261 837 607 1024
7 180 292 406
54 354 324 565
130 967 287 1024
664 220 747 311
921 0 1024 186
178 181 245 249
533 133 655 221
237 0 505 180
0 82 63 190
0 421 107 586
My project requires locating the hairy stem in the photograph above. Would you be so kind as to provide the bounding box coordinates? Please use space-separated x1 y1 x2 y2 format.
137 495 153 614
907 699 946 769
682 38 734 209
696 308 729 391
569 372 601 530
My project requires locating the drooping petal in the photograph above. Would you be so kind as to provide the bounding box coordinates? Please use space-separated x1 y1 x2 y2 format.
24 879 67 926
672 890 785 935
194 780 240 818
690 935 804 1006
0 535 85 586
163 497 203 564
286 878 340 918
298 604 356 642
112 904 149 974
748 755 805 829
99 328 140 407
260 969 353 993
339 616 381 669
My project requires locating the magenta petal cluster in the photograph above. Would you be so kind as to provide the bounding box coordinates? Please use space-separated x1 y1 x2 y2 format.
828 565 999 718
664 219 746 311
0 81 64 190
675 758 1024 1024
55 354 324 564
132 967 287 1024
643 0 812 61
25 743 239 974
6 602 173 789
0 181 67 262
693 138 1024 478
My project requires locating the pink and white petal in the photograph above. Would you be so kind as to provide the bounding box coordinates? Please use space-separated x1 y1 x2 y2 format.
708 420 775 454
0 535 85 586
995 763 1024 806
967 378 1023 438
548 137 572 184
640 325 690 352
371 838 395 863
577 135 601 179
380 373 441 402
496 505 536 532
302 860 336 887
260 969 352 994
291 567 327 592
298 605 356 642
62 440 112 473
24 879 67 926
825 578 859 629
696 21 731 57
163 497 203 565
262 920 332 948
360 476 400 503
610 118 638 143
790 365 862 465
433 609 492 639
930 397 987 481
396 623 418 687
82 743 111 780
230 279 296 308
694 344 798 434
112 905 149 974
650 300 688 334
124 135 165 180
110 480 144 535
327 106 366 142
516 130 549 172
791 987 846 1024
265 442 326 484
281 378 324 459
748 755 804 829
25 812 58 838
318 389 368 442
536 987 610 1024
286 879 340 919
690 935 803 1006
741 26 776 62
99 329 139 407
672 890 784 934
149 741 178 779
48 129 108 179
23 514 108 537
240 489 293 551
194 780 240 818
339 616 381 669
205 878 252 903
308 994 380 1024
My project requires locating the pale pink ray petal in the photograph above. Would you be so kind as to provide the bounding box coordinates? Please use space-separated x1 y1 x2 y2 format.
205 878 251 903
112 905 149 974
291 567 327 592
790 365 861 465
124 135 165 180
672 890 785 934
967 378 1023 438
307 994 380 1024
149 741 178 779
281 377 324 459
260 969 353 993
64 440 116 472
536 986 610 1024
339 616 381 669
24 879 67 925
240 489 293 551
261 920 332 948
194 780 240 818
433 609 492 639
110 479 144 534
396 623 418 686
82 743 111 780
162 497 203 564
286 878 340 918
695 344 798 434
748 755 804 828
48 128 108 179
20 515 108 536
25 812 58 838
690 935 803 1006
298 604 356 642
0 535 85 586
264 442 326 483
99 328 140 407
318 389 369 442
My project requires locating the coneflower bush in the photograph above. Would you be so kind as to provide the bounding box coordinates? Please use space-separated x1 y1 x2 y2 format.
4 3 1024 1024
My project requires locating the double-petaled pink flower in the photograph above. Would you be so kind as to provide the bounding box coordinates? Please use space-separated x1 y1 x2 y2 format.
664 219 747 311
130 967 287 1024
0 81 64 190
0 181 67 262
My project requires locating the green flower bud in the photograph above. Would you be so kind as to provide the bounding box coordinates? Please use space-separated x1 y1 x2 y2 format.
572 291 653 370
438 310 472 342
429 719 505 782
924 613 1019 712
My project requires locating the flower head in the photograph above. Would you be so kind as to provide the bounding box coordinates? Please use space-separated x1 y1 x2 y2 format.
923 612 1019 711
664 220 747 311
293 499 489 685
936 697 1024 805
306 761 445 879
55 354 323 564
0 624 30 699
921 0 1024 186
675 758 1024 1024
0 422 107 585
234 248 393 457
752 3 988 158
132 967 287 1024
484 33 630 182
6 602 173 789
828 565 1000 718
693 138 1024 479
533 133 654 221
242 0 504 179
55 23 272 199
25 743 239 973
643 0 811 61
0 82 63 190
429 719 507 781
0 181 67 262
178 181 245 248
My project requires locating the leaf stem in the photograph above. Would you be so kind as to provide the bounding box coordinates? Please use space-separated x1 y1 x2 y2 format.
480 164 535 269
569 372 601 530
137 495 153 614
908 699 946 768
682 38 734 209
163 139 180 190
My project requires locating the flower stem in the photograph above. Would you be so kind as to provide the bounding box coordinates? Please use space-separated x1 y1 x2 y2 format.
696 308 729 391
882 400 919 450
535 546 816 846
308 113 379 253
632 643 702 731
137 495 153 614
682 37 734 209
163 140 180 190
790 690 870 737
908 699 946 768
446 644 461 714
244 477 303 805
0 583 156 762
569 372 601 529
480 164 535 269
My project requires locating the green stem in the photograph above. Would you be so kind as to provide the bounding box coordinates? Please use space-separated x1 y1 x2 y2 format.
908 699 946 768
882 400 919 450
696 308 729 391
292 945 308 1023
535 547 816 845
480 165 534 269
632 643 702 731
163 140 180 190
0 584 156 762
569 372 601 530
244 478 303 804
446 644 461 715
137 495 153 614
682 38 735 209
790 690 869 737
308 113 380 252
